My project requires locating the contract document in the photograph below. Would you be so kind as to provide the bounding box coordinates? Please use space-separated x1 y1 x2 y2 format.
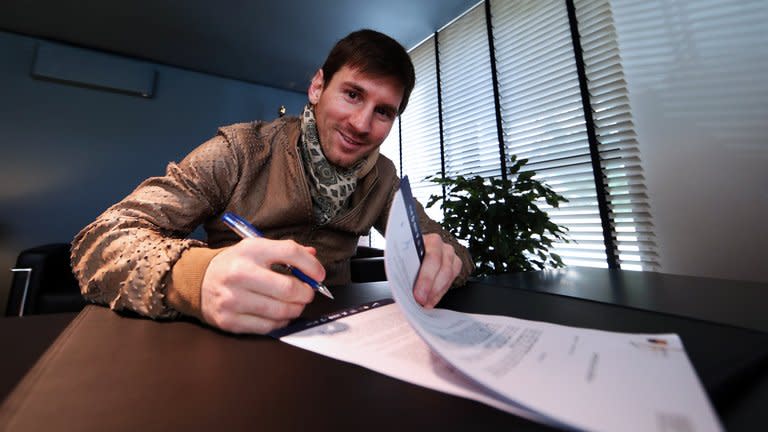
275 178 722 432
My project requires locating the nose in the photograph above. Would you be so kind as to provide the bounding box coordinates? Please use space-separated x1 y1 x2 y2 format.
348 106 372 135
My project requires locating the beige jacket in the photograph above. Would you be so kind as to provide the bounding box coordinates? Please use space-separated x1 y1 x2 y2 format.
71 116 473 321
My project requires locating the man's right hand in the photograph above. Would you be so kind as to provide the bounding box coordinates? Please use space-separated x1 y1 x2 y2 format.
200 237 325 334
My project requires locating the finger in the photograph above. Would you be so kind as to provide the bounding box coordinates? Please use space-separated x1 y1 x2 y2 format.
245 267 316 304
231 291 307 321
211 251 314 303
413 256 439 305
202 246 310 334
425 270 452 308
202 283 291 334
426 251 461 308
254 239 326 282
230 238 324 298
423 248 453 307
217 312 290 335
413 234 445 305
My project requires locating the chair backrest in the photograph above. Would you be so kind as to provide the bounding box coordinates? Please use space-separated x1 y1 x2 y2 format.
6 243 86 317
5 243 384 315
350 246 386 282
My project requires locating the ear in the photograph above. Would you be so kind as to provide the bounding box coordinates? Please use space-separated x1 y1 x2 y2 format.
308 69 324 104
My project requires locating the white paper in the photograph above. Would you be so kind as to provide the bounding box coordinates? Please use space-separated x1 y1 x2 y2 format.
281 302 551 423
279 178 723 432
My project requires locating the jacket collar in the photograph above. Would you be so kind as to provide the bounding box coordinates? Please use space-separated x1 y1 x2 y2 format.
356 148 379 179
286 115 380 180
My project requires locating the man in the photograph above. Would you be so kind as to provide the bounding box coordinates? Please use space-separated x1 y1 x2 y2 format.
71 29 473 335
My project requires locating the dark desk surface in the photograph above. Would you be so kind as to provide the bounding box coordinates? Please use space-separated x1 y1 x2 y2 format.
0 312 75 401
478 268 768 333
1 268 767 431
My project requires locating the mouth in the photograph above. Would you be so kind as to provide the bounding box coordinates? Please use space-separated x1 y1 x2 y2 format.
337 129 366 149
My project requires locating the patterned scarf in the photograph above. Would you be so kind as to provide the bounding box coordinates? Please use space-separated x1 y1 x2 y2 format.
299 104 364 225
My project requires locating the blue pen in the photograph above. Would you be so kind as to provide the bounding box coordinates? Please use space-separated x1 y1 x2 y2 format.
221 212 335 300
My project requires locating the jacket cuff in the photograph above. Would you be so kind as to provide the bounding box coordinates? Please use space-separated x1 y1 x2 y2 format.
165 247 224 320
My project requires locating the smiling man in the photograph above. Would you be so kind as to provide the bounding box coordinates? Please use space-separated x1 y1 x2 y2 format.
71 29 473 335
310 66 401 168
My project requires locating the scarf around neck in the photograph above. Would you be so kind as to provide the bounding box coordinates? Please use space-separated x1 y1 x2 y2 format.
299 104 364 225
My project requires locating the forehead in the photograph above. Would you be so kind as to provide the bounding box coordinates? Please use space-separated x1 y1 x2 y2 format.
328 66 404 106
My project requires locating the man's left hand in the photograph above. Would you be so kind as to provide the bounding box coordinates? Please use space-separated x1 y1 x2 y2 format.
413 233 463 308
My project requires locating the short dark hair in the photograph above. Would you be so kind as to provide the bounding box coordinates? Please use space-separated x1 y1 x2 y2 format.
321 29 416 115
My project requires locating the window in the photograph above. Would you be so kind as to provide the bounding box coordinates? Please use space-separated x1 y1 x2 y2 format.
381 0 658 271
494 0 611 268
440 4 499 179
369 116 401 247
575 0 658 270
399 37 443 222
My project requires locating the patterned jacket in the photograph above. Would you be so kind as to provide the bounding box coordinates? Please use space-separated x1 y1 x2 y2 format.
71 116 473 320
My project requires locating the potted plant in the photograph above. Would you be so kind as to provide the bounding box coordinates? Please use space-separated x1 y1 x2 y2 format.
426 155 569 276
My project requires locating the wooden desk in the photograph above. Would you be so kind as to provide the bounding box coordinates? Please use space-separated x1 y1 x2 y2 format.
1 269 767 431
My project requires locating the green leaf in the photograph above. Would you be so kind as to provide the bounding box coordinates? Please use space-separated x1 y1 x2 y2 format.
431 154 570 275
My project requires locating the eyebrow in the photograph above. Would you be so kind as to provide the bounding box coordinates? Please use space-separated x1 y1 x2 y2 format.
341 81 399 116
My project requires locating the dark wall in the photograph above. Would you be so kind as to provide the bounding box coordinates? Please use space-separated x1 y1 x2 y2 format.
0 31 308 310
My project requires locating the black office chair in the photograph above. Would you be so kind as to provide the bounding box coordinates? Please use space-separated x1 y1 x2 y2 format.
6 243 86 317
350 245 386 282
4 242 384 317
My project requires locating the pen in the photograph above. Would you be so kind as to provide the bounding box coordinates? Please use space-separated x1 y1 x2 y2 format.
221 212 335 300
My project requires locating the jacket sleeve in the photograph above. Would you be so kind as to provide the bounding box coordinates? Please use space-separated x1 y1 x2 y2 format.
374 176 474 287
70 134 241 319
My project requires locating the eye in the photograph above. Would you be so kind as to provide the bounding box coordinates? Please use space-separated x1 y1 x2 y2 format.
375 107 396 120
346 90 359 100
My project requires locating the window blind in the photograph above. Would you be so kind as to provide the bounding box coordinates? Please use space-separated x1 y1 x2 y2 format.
370 117 402 247
383 0 659 269
399 36 443 222
492 0 610 268
438 3 500 179
378 115 401 176
575 0 659 270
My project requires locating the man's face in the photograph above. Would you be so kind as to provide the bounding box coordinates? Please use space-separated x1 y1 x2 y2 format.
308 65 404 168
